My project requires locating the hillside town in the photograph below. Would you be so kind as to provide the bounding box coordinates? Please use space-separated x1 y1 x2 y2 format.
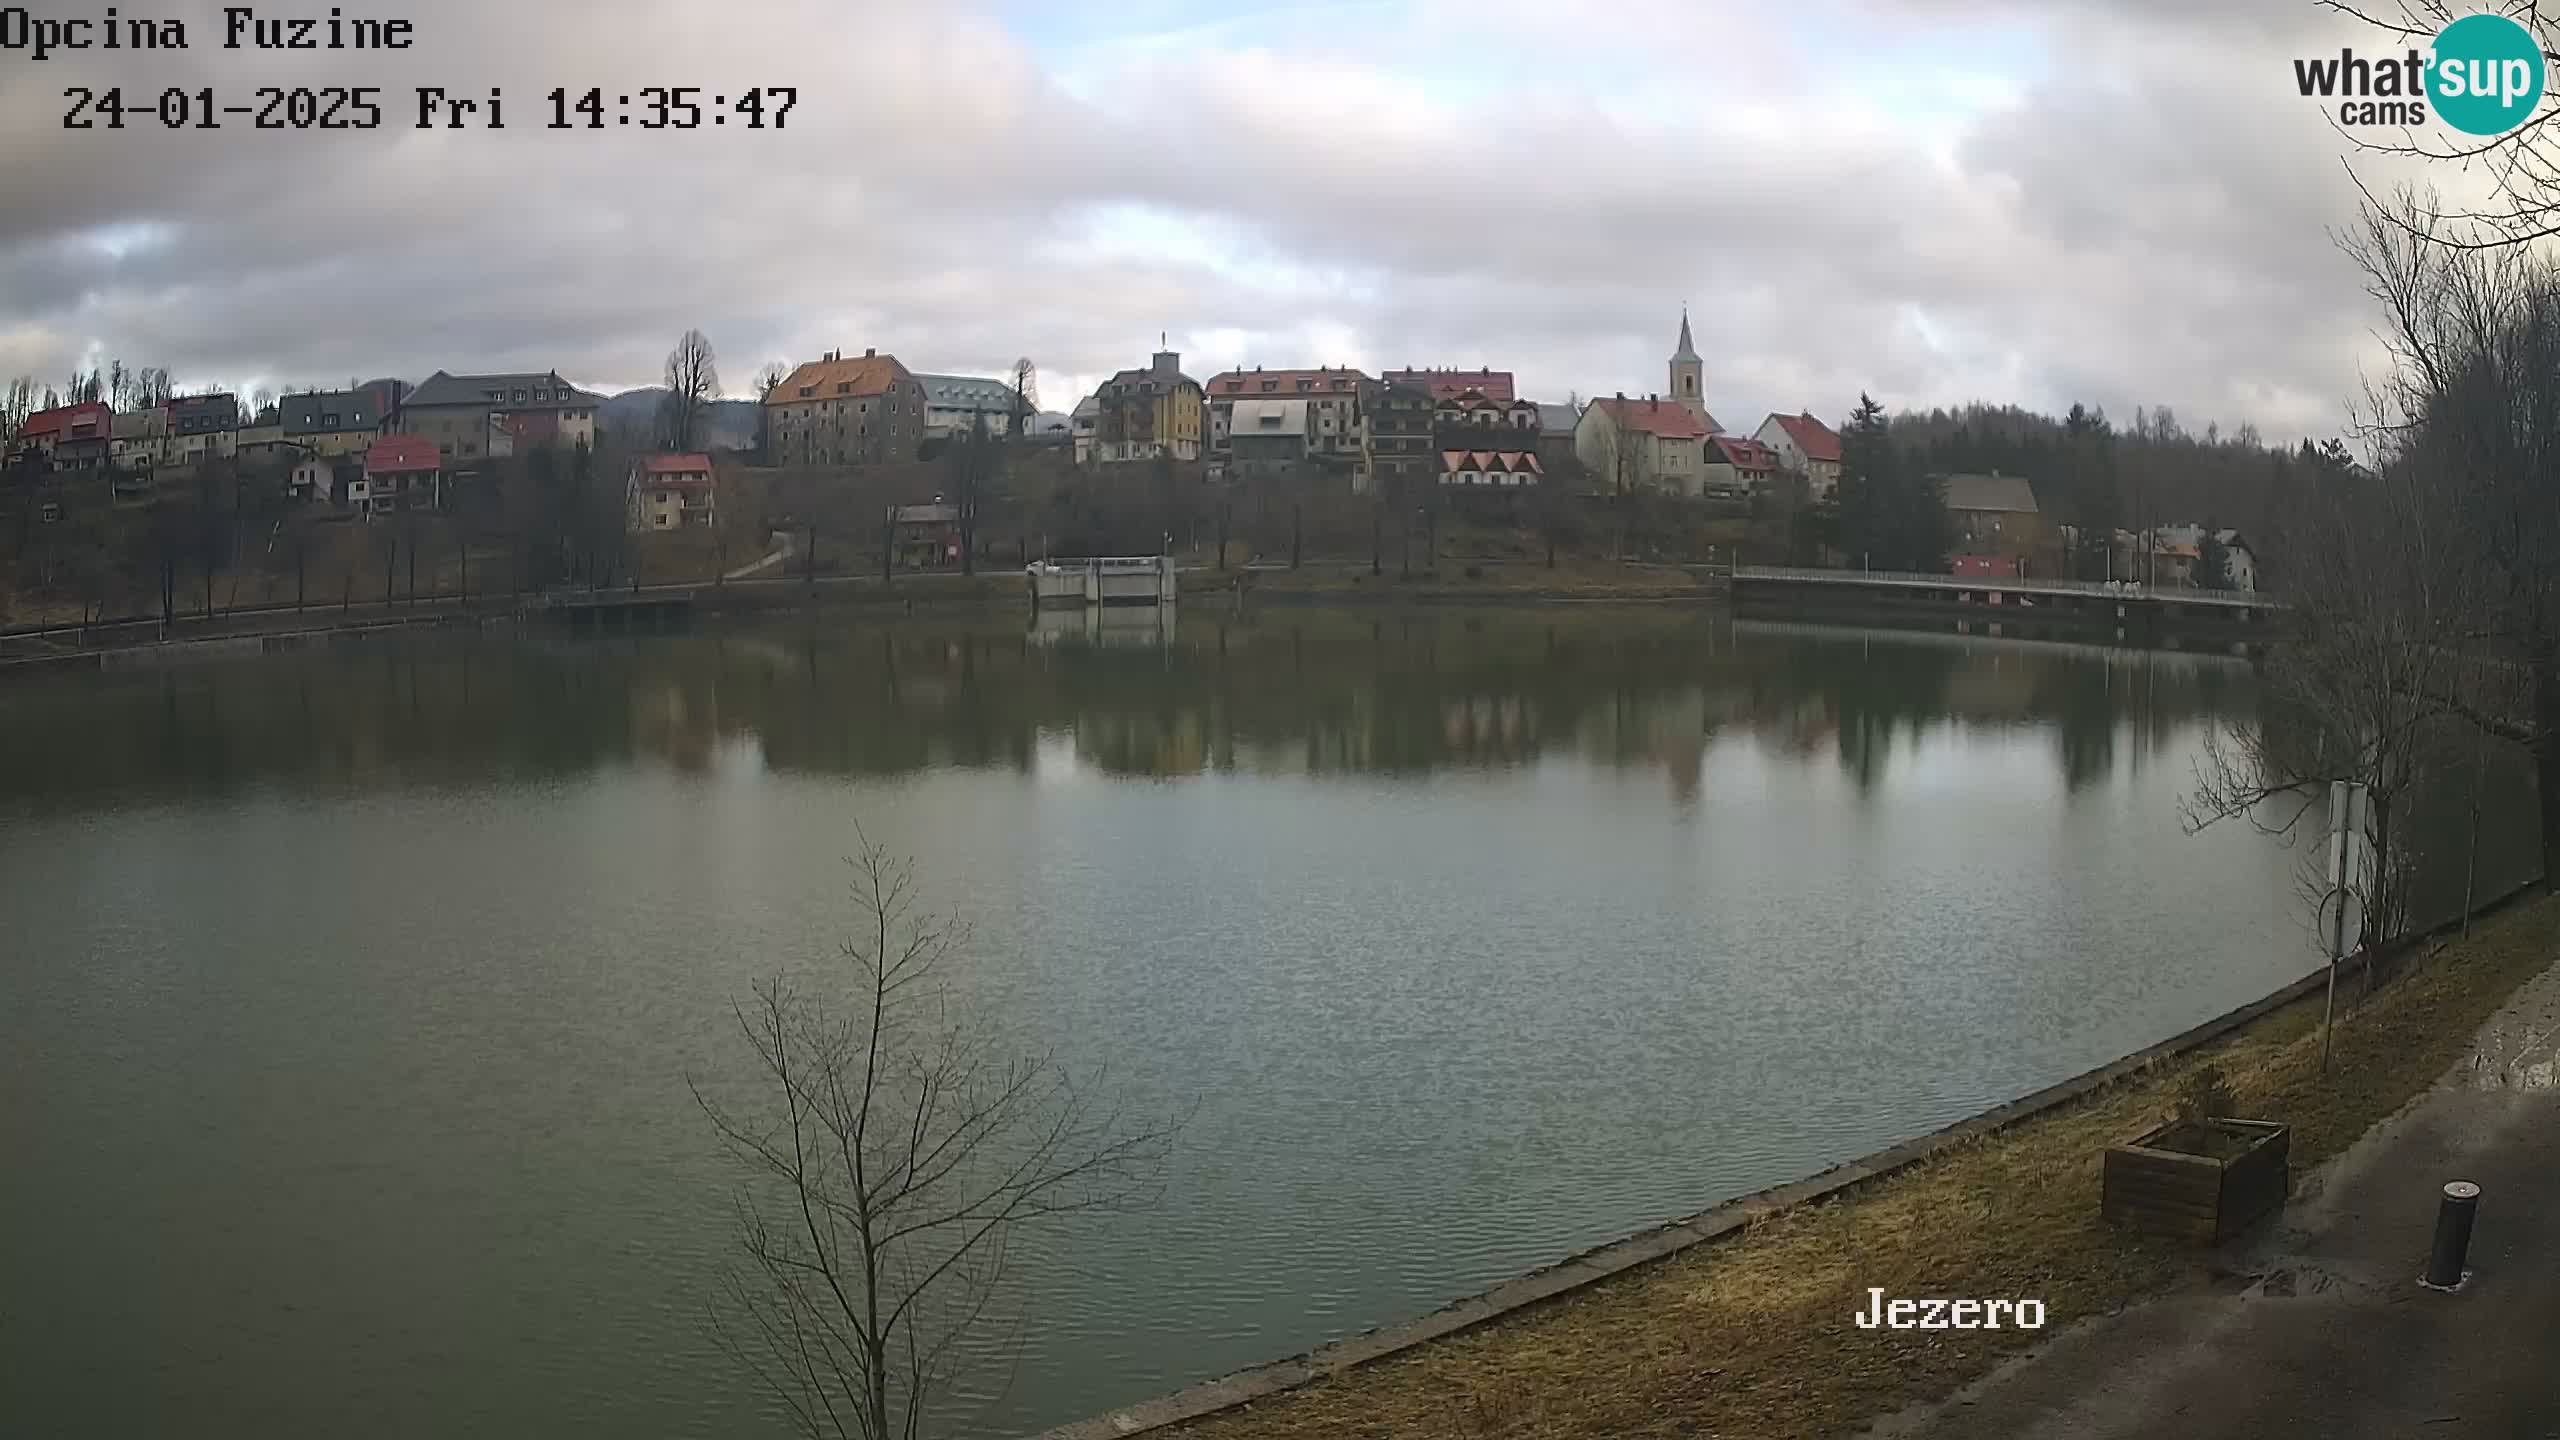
0 309 2257 593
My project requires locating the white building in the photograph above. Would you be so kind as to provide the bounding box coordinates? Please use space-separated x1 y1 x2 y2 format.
1753 412 1843 499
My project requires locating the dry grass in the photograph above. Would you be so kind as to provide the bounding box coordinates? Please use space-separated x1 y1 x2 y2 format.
1175 896 2560 1440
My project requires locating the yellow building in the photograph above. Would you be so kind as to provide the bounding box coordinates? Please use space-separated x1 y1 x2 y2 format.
627 453 717 532
1092 346 1203 464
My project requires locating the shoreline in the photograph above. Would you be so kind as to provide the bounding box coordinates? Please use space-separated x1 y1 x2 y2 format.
1085 876 2560 1434
2 561 2272 678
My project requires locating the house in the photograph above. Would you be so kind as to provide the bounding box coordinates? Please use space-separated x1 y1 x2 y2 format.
1070 395 1100 466
401 370 602 463
916 373 1021 441
1432 387 1543 443
1092 346 1204 464
2137 524 2258 590
236 423 290 462
765 349 927 466
358 434 441 518
1753 412 1843 498
9 401 114 472
2217 532 2259 592
165 394 242 464
280 387 390 457
1226 398 1311 476
1440 448 1542 489
1575 393 1713 496
1362 377 1435 496
627 453 716 532
890 503 962 568
1703 434 1780 498
1941 472 2045 557
110 408 165 472
1532 401 1581 474
1204 367 1368 471
286 453 353 504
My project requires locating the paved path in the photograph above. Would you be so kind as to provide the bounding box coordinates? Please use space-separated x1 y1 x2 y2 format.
1873 956 2560 1440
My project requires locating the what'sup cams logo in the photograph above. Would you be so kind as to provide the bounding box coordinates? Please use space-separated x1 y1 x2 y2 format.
2295 11 2546 134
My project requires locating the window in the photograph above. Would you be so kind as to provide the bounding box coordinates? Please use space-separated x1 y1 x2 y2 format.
800 386 816 398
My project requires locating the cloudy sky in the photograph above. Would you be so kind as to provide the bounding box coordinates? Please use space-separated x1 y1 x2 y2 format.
0 0 2468 436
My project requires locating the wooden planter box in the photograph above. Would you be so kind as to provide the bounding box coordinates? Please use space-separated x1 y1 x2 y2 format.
2102 1119 2289 1243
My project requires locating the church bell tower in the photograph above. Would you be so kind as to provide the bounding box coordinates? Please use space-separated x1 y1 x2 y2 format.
1669 307 1705 425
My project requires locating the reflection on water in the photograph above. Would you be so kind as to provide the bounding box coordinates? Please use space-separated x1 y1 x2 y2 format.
0 606 2536 1439
0 608 2260 805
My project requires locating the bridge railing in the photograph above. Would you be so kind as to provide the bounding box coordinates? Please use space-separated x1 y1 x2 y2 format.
1730 564 2279 608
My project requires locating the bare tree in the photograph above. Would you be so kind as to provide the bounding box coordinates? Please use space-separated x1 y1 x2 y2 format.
664 329 723 454
692 841 1174 1440
2329 0 2560 248
2186 450 2486 1014
752 361 792 464
1009 359 1038 440
2343 190 2560 884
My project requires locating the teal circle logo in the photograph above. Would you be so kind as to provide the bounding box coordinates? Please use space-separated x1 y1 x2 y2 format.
2431 13 2544 135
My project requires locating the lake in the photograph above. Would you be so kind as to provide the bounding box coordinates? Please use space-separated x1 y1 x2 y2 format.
0 605 2533 1437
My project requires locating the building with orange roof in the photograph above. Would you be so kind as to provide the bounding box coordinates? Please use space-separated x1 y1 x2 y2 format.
764 348 926 466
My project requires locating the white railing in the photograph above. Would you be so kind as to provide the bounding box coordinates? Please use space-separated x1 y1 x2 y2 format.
1730 564 2279 608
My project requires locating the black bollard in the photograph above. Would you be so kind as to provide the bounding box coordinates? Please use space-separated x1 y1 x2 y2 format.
2424 1180 2480 1290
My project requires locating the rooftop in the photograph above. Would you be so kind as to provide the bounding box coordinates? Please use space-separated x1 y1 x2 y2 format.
1205 366 1370 397
407 371 602 409
1710 435 1780 468
1941 471 2041 514
1766 411 1843 463
365 434 441 472
770 352 913 405
1592 395 1711 441
916 374 1019 408
1381 368 1516 403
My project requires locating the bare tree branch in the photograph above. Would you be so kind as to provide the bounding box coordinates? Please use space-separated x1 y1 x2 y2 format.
692 837 1181 1440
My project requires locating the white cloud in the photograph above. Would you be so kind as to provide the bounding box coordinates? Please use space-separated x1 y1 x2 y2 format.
0 0 2477 434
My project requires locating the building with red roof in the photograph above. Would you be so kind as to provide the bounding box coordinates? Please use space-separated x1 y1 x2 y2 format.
1575 393 1716 496
1753 411 1845 498
1203 366 1368 470
355 434 442 519
8 401 113 472
627 453 717 532
1704 434 1781 498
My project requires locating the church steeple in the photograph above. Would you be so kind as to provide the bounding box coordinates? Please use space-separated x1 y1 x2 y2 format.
1669 306 1705 424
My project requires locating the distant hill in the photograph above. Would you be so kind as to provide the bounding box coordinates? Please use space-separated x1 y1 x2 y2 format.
599 388 761 452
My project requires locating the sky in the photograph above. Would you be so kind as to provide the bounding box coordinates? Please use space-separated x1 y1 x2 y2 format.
0 0 2477 437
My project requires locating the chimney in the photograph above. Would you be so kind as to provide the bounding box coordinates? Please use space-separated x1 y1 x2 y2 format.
864 347 876 359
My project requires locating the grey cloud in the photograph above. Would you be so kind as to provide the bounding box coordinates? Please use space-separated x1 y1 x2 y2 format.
0 0 2426 436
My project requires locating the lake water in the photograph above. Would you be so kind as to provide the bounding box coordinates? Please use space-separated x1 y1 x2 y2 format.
0 606 2533 1437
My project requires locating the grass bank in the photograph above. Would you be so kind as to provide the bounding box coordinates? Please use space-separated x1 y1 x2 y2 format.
1169 895 2560 1440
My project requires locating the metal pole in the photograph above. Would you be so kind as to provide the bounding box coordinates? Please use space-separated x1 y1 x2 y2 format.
2424 1181 2481 1290
2320 780 2349 1074
2464 722 2490 940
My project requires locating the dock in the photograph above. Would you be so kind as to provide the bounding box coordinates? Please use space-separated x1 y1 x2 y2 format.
1027 556 1178 608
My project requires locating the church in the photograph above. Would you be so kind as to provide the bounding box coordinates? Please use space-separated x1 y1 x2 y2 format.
1570 310 1725 495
